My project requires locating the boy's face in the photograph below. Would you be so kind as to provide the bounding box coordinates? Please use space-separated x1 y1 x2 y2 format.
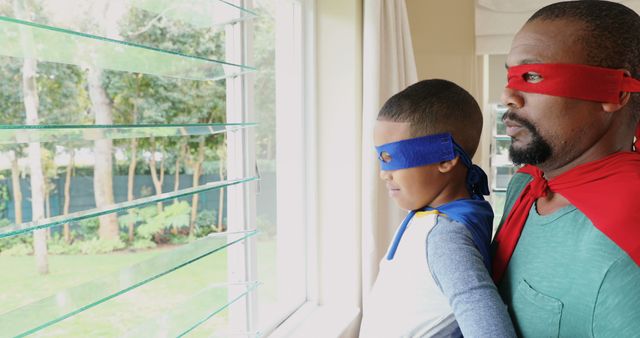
373 120 449 211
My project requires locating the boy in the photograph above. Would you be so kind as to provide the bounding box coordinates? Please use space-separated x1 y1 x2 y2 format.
360 79 515 337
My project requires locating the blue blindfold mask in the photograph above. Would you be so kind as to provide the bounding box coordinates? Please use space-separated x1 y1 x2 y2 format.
375 133 490 198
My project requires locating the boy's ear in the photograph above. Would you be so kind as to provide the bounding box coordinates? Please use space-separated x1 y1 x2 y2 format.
438 156 459 173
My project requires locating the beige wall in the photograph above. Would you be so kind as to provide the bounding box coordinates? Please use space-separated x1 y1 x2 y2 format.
488 54 507 104
406 0 478 96
405 0 489 168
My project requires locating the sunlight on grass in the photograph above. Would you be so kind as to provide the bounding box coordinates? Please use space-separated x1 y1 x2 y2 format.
0 238 276 337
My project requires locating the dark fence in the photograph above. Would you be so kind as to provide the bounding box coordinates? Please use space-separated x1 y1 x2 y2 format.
0 172 276 225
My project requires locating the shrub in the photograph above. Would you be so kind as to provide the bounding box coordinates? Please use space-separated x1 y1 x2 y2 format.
48 235 82 255
72 217 100 241
132 239 157 250
136 202 191 243
0 242 33 256
0 232 32 254
78 238 126 254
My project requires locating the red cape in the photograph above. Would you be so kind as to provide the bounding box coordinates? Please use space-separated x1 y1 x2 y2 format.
492 152 640 283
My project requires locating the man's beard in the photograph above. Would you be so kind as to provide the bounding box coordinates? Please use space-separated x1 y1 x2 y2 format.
503 111 552 165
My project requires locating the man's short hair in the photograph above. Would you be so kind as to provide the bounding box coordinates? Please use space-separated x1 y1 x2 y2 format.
377 79 483 157
528 0 640 123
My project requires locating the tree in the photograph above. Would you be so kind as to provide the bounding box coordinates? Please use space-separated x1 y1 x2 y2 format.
109 11 227 236
36 61 90 243
14 0 48 275
85 1 127 241
0 57 26 225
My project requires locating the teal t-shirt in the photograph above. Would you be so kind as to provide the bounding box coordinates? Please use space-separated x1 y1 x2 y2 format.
494 173 640 337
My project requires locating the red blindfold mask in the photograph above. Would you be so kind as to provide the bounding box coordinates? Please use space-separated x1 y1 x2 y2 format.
507 63 640 103
507 63 640 152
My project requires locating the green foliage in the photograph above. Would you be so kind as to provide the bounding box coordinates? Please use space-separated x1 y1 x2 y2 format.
0 0 274 256
48 236 82 255
119 205 157 239
195 209 217 228
0 184 10 218
168 234 189 245
124 202 191 243
72 217 101 241
201 160 224 176
0 242 33 256
106 9 228 172
78 239 126 255
193 209 217 237
0 58 25 126
36 62 91 125
132 239 157 250
0 227 32 254
162 201 191 229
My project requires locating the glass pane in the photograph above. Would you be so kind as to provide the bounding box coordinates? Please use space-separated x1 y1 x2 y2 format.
0 123 256 144
0 0 255 58
123 281 260 337
494 104 508 137
131 0 257 28
253 0 307 333
0 121 256 239
493 137 512 166
0 176 256 239
0 229 257 337
0 56 232 127
252 0 277 332
492 165 517 192
0 16 254 81
491 191 507 230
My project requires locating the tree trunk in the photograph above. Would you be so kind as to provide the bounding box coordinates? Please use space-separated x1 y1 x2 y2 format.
10 150 23 224
170 143 184 235
63 149 74 243
22 56 48 274
188 138 206 236
149 137 164 212
88 67 119 240
174 142 185 194
45 187 50 218
15 0 49 273
127 138 138 242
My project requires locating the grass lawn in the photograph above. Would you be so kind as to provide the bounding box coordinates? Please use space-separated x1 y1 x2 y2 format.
0 238 276 337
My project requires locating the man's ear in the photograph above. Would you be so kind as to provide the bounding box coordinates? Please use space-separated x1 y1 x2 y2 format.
602 91 630 113
438 156 459 173
603 69 632 112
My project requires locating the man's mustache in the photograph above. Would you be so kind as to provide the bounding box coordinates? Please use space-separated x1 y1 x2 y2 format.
502 110 538 133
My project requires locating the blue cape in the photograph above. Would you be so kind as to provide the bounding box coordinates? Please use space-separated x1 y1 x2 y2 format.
386 198 494 271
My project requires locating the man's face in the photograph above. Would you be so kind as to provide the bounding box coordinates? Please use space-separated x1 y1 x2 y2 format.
373 120 448 211
502 19 611 170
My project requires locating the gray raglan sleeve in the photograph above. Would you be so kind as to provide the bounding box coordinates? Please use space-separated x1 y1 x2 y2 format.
427 217 516 338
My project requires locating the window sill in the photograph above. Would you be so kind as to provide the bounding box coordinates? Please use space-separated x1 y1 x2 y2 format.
268 302 361 338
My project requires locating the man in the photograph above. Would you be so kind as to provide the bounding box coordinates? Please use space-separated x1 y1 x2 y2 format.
491 1 640 337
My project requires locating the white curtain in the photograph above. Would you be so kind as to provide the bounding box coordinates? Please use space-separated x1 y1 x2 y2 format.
361 0 417 316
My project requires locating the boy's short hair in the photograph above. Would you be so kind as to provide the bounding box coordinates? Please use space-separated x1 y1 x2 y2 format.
377 79 483 158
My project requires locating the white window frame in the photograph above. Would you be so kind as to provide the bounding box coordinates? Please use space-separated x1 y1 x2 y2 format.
226 0 314 335
225 0 258 333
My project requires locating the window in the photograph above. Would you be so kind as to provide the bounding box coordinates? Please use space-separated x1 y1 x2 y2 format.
0 0 308 336
252 0 309 334
489 103 517 227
